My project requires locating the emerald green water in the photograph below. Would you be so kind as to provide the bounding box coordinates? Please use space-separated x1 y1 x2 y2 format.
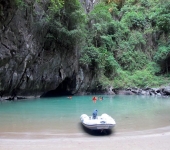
0 95 170 137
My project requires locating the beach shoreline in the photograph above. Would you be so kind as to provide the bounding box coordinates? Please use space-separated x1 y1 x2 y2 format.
0 127 170 150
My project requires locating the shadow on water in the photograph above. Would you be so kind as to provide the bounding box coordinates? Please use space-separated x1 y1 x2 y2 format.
79 123 115 136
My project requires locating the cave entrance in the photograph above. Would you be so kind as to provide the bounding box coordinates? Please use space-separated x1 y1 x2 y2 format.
41 77 76 97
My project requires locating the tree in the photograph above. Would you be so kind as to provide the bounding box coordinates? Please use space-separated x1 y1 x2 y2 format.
46 0 86 49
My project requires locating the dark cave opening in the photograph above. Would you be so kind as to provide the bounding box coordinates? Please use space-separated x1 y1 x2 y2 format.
40 77 76 97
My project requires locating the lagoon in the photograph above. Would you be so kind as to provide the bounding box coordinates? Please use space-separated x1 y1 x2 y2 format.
0 95 170 138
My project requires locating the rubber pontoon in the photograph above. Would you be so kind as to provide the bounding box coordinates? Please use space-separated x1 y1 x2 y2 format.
80 113 116 130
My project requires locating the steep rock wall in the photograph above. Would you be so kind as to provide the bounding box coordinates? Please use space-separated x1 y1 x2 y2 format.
0 0 96 99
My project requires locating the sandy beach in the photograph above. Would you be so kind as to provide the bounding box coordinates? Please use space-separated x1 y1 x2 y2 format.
1 126 170 150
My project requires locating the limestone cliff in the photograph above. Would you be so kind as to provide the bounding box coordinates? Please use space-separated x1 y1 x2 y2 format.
0 0 98 99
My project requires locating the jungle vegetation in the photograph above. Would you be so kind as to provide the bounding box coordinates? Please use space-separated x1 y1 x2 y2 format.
27 0 170 88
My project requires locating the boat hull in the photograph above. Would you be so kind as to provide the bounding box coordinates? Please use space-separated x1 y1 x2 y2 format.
80 113 116 130
82 122 115 130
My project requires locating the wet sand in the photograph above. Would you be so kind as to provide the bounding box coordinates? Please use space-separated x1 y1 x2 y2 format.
0 126 170 150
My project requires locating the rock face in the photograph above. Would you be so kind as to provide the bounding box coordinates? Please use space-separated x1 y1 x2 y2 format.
80 0 96 13
113 86 170 97
0 0 98 99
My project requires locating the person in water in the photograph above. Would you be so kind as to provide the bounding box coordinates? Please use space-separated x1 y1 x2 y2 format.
92 109 98 119
99 97 103 101
67 96 72 99
92 96 98 103
92 96 97 100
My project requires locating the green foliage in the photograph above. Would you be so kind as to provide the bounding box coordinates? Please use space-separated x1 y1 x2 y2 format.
113 69 132 88
80 46 100 66
15 0 24 6
130 69 161 87
104 54 120 78
46 0 86 48
32 0 170 89
117 50 148 71
140 0 151 7
145 62 161 74
154 45 170 63
113 67 164 88
129 31 146 45
121 9 147 30
98 74 113 87
155 3 170 32
111 21 130 42
79 0 170 88
89 2 113 23
49 0 64 13
80 2 116 74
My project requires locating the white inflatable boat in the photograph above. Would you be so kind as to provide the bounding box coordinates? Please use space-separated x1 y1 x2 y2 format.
80 113 116 130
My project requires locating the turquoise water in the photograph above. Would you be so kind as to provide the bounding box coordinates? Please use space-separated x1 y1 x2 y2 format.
0 95 170 135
